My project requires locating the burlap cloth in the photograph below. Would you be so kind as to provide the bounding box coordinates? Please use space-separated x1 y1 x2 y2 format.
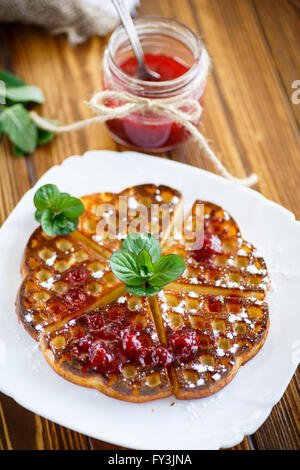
0 0 139 43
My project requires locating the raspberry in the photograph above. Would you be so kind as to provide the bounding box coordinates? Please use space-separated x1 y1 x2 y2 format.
70 336 92 364
152 346 173 367
169 329 198 364
138 347 154 367
100 322 122 340
65 288 87 306
70 346 89 364
87 313 104 332
89 340 113 373
64 268 88 284
122 328 143 358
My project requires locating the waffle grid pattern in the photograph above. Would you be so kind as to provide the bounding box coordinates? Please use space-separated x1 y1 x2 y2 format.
16 188 270 402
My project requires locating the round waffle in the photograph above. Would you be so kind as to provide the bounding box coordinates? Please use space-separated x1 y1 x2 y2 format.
16 186 270 402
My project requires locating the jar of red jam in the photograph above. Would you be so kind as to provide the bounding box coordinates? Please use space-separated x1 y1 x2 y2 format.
102 16 208 152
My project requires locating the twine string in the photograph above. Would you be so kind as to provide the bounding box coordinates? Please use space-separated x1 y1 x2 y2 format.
30 89 257 187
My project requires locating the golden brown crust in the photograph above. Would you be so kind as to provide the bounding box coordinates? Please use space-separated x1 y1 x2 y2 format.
77 184 183 258
40 294 172 402
16 227 122 340
16 193 270 402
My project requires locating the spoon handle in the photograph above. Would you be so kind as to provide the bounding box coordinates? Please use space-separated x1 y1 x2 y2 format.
111 0 145 76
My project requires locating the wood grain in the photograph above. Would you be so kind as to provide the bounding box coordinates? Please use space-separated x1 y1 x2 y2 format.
0 0 299 450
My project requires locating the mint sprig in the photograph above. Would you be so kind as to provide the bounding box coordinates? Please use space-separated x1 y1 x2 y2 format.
33 184 84 236
110 233 186 296
0 69 57 156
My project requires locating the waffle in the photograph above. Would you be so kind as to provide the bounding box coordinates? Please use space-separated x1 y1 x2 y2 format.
151 288 269 398
16 227 124 340
166 201 270 299
40 293 172 402
75 184 183 257
16 190 270 402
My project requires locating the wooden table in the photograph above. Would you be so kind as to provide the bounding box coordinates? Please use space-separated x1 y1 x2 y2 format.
0 0 299 450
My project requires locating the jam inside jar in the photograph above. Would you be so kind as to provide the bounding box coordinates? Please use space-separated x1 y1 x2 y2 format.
102 17 207 152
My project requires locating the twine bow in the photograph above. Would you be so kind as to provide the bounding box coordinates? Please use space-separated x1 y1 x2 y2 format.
30 90 258 187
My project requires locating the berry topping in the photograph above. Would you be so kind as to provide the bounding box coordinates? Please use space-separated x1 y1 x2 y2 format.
89 340 114 373
48 301 67 317
138 347 154 367
208 296 223 313
64 268 89 284
188 233 222 263
70 336 92 364
64 288 87 306
122 328 143 358
108 305 126 321
152 346 173 367
169 329 198 363
87 313 104 332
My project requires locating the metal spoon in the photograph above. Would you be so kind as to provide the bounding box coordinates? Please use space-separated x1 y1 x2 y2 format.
111 0 161 80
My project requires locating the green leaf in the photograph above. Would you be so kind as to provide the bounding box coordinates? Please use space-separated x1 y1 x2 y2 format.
110 250 145 286
35 209 43 223
0 70 25 88
137 249 154 277
13 145 24 157
52 214 79 235
149 254 186 287
37 128 55 145
5 86 44 104
126 284 162 297
0 104 37 153
122 232 161 264
33 184 60 210
54 196 84 218
37 119 58 145
40 208 56 236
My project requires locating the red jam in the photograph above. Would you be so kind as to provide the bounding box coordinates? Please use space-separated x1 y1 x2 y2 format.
120 54 189 82
69 308 173 376
64 268 89 284
188 233 223 263
207 296 223 313
104 54 203 151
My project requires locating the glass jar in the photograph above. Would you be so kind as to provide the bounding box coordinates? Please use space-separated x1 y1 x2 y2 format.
102 16 207 152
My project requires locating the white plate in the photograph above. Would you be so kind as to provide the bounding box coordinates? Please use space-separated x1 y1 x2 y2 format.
0 150 299 450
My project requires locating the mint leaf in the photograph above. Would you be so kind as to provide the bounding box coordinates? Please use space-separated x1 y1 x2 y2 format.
137 249 154 277
54 196 84 218
52 214 79 235
149 254 186 287
13 145 24 157
110 250 145 286
33 184 82 236
34 184 60 210
0 104 37 153
37 128 55 145
110 232 186 297
35 209 43 223
40 208 56 236
0 70 25 88
37 119 58 146
5 86 44 104
126 284 162 296
122 232 161 264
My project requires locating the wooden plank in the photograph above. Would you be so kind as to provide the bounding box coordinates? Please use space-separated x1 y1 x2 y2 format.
253 0 300 128
0 393 90 450
161 0 300 449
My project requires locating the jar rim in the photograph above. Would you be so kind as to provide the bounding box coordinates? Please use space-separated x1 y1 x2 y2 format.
107 16 204 95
